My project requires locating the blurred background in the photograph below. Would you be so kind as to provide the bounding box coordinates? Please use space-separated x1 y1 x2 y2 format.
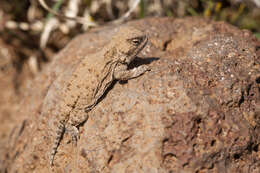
0 0 259 80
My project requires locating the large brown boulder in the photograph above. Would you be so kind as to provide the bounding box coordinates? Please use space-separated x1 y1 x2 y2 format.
1 17 260 173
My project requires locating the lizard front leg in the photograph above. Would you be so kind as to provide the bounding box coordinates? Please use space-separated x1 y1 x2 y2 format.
113 64 150 81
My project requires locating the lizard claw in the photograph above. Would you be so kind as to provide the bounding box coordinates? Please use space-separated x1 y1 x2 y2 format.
145 65 151 71
139 65 151 73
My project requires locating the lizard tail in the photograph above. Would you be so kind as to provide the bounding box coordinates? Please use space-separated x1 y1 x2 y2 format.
50 121 65 166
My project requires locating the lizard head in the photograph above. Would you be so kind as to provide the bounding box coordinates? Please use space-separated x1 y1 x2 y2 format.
110 26 148 64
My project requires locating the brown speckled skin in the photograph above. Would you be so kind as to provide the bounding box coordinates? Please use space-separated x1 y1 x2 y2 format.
44 26 150 165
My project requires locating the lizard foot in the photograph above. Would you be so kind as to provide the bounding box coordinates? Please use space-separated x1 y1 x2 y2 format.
66 125 79 146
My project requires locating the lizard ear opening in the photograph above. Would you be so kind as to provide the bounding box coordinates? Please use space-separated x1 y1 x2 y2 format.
104 47 117 59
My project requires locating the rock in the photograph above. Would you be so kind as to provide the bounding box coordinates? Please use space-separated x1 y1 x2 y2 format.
1 17 259 173
0 38 30 168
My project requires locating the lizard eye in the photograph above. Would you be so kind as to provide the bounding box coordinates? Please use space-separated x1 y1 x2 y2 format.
130 37 143 46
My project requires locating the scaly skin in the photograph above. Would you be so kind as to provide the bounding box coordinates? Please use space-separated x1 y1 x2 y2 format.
46 26 150 166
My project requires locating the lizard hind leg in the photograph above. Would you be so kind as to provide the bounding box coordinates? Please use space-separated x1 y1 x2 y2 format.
66 124 79 146
66 109 89 145
50 121 65 166
65 124 80 171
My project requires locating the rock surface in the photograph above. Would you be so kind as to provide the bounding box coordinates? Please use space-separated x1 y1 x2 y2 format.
1 17 260 173
0 38 18 162
0 38 34 166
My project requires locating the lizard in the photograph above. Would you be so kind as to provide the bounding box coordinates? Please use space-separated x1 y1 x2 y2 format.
45 26 150 166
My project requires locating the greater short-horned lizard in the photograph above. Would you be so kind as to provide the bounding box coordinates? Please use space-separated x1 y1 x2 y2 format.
45 26 150 165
